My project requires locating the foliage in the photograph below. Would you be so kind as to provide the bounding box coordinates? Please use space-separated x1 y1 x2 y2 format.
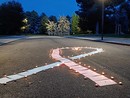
21 18 29 32
75 0 97 33
25 10 40 34
0 1 25 35
105 0 125 6
75 0 128 34
45 20 57 32
71 14 80 34
39 13 49 34
104 1 130 34
66 15 71 22
49 15 57 23
57 16 70 33
45 16 70 35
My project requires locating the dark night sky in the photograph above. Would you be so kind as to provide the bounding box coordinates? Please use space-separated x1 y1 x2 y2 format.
0 0 79 17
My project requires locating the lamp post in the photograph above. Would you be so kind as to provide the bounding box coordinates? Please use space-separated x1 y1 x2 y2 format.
101 0 104 40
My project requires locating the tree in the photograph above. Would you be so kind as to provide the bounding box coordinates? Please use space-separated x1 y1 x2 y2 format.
105 0 125 6
49 15 57 23
25 10 40 34
119 1 130 34
75 0 96 33
103 5 117 34
71 14 80 34
104 0 130 34
75 0 126 34
57 16 70 35
45 20 57 35
0 1 25 35
39 13 49 34
66 15 71 22
21 18 29 32
45 16 71 36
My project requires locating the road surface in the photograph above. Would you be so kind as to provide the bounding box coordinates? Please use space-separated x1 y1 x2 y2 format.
0 36 130 98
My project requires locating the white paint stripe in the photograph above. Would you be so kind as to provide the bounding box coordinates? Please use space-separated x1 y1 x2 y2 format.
70 47 103 60
0 77 12 84
78 70 89 74
71 66 83 69
51 47 117 86
66 61 116 86
96 79 117 86
0 62 61 84
7 74 24 81
82 70 100 76
90 75 109 81
76 68 88 71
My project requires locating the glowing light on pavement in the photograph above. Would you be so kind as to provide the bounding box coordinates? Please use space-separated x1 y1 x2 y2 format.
119 82 123 85
0 46 118 87
72 47 81 51
51 47 117 87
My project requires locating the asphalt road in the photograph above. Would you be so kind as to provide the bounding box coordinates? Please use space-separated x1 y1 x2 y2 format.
0 36 130 98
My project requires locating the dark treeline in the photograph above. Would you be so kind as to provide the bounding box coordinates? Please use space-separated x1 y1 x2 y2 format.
76 0 130 34
0 1 58 35
0 1 25 35
1 0 130 35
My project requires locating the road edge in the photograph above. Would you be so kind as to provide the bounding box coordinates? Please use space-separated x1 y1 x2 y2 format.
65 36 130 46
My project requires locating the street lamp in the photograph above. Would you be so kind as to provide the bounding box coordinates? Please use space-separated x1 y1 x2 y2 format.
101 0 104 40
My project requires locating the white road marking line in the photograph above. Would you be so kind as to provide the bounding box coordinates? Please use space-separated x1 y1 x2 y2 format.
51 47 117 87
0 77 12 84
7 74 24 81
0 62 61 84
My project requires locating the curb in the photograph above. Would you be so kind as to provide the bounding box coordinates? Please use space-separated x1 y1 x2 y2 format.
0 37 27 46
0 39 20 46
66 37 130 46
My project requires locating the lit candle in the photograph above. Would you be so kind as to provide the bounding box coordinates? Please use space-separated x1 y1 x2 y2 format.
94 69 96 71
119 82 123 85
102 72 105 75
111 76 114 80
95 84 99 87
